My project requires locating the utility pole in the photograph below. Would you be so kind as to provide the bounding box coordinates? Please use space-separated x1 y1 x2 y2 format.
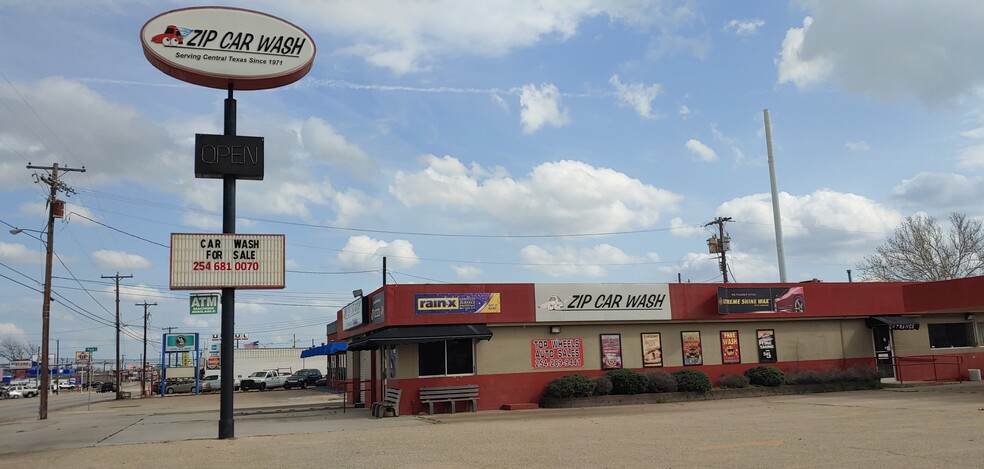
26 162 85 420
705 217 733 283
102 272 132 400
136 301 156 398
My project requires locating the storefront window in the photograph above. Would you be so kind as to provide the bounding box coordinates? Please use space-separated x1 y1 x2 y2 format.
928 323 974 348
418 339 475 376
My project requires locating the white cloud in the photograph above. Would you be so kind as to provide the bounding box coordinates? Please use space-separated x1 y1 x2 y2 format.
0 78 178 185
519 84 571 134
957 144 984 169
519 244 638 277
678 105 691 116
92 250 151 270
0 322 26 338
390 156 680 233
845 141 871 151
0 242 43 264
685 139 718 162
723 19 765 36
452 265 482 279
270 1 671 75
609 75 662 119
718 190 901 261
301 117 376 177
890 172 984 213
669 217 704 238
960 125 984 139
335 235 419 270
781 2 984 104
776 17 832 88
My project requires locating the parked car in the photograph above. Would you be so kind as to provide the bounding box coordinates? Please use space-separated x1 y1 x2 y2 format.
97 382 117 393
164 379 197 394
240 370 286 391
8 384 39 398
201 375 240 392
283 369 323 389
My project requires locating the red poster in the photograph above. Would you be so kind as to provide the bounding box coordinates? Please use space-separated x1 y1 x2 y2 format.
720 330 741 364
530 338 584 369
600 334 623 369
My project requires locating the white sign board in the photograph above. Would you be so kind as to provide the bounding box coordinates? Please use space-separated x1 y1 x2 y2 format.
534 283 672 322
170 233 285 290
341 297 364 331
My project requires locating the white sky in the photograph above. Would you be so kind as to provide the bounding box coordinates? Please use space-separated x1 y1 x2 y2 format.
2 0 984 358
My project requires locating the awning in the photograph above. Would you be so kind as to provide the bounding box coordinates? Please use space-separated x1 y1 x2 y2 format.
347 324 493 351
865 316 920 330
299 341 348 358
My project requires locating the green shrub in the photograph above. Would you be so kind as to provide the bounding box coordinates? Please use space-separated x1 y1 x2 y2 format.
784 368 823 385
606 369 649 395
645 370 678 393
744 366 785 387
843 365 881 382
717 373 750 388
672 370 712 393
593 375 613 396
544 374 595 398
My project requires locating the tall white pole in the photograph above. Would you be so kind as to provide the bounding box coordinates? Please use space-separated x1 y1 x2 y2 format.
764 109 788 282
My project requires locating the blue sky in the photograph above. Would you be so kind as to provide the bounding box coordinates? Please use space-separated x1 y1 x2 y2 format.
2 1 984 361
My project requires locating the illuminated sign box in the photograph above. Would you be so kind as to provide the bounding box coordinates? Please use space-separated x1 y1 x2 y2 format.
170 233 285 290
195 134 264 180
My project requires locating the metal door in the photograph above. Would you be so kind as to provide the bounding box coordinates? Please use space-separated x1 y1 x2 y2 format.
872 326 894 378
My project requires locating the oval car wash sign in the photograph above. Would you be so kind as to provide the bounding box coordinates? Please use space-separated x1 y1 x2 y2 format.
140 7 315 90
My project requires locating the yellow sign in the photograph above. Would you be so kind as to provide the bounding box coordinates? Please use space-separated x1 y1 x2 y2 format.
75 351 90 362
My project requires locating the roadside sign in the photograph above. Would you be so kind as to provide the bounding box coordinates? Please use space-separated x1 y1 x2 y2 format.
190 293 220 315
75 351 90 362
85 347 97 352
169 233 285 290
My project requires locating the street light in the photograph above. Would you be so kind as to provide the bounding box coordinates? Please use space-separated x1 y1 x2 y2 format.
9 225 53 420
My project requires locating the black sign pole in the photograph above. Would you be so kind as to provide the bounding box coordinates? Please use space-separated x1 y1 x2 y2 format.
219 83 236 440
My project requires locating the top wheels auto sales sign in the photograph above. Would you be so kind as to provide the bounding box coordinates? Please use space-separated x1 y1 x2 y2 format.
140 7 316 90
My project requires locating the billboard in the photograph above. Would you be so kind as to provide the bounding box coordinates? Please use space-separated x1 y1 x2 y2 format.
535 284 671 322
718 287 806 314
170 233 285 290
414 293 501 314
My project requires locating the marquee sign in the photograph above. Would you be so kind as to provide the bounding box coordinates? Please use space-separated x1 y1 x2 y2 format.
170 233 285 290
140 6 316 90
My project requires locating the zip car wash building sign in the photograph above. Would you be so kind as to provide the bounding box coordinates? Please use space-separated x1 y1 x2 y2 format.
534 283 671 322
170 233 285 290
140 6 316 90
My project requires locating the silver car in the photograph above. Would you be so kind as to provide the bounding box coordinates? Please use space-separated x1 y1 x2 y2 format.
164 379 197 394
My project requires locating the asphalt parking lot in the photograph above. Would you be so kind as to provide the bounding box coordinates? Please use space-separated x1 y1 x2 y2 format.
1 381 983 468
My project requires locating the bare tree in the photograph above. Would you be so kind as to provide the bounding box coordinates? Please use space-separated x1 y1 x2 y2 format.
0 337 39 362
857 213 984 281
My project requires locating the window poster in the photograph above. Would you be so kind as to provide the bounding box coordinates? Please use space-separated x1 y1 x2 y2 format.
720 330 741 364
756 329 777 363
600 334 623 370
641 333 662 367
531 338 584 369
681 331 703 366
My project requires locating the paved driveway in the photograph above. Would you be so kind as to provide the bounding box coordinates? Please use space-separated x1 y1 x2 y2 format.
1 382 982 468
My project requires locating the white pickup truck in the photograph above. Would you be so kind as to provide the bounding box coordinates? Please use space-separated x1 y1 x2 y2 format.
239 370 286 391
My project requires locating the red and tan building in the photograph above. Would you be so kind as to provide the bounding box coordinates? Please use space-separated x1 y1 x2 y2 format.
329 277 984 416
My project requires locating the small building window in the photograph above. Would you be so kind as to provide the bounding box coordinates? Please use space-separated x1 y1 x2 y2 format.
418 339 475 376
928 323 974 348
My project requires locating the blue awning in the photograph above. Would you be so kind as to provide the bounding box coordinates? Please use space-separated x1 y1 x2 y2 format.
300 341 348 358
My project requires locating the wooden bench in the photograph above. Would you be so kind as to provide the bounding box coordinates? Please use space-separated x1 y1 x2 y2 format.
371 387 402 418
419 384 479 414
